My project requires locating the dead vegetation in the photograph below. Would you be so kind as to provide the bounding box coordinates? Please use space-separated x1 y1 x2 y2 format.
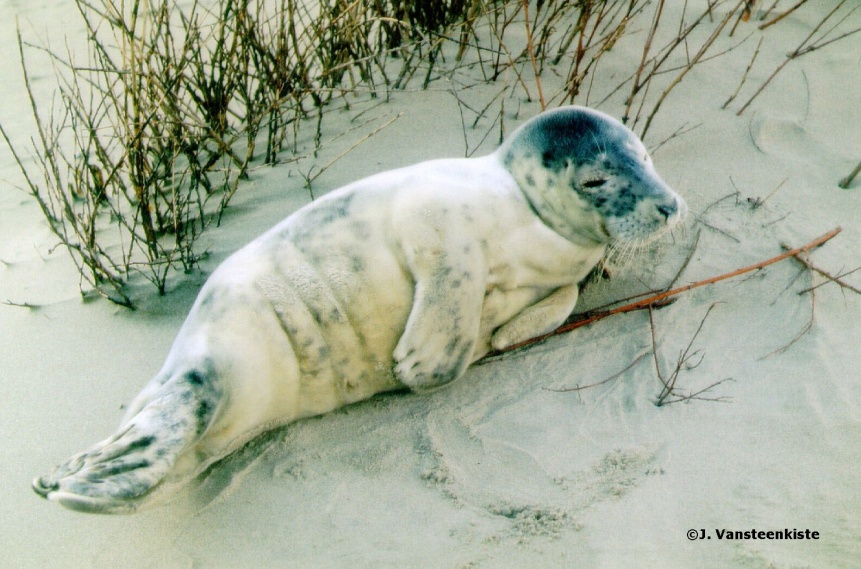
732 0 861 115
648 302 732 406
2 0 859 307
1 0 460 305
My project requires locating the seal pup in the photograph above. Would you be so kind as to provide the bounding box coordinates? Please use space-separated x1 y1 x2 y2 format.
33 106 685 513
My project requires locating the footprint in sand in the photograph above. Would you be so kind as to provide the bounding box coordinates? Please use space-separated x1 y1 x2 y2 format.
749 115 814 157
422 411 662 537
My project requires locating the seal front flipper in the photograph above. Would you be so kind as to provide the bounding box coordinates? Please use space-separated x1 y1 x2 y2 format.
491 283 580 351
33 368 221 513
392 215 486 391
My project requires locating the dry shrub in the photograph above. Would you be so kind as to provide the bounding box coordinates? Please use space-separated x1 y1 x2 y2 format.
3 0 856 306
3 0 420 305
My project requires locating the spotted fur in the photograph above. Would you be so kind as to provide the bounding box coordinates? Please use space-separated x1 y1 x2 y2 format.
34 106 684 513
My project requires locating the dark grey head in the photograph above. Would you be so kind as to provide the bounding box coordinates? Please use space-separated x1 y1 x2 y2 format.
498 106 685 245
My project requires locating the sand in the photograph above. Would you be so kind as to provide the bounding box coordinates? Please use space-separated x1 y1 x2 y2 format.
1 2 860 567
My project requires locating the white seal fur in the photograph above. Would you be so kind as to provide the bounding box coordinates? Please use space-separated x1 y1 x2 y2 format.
33 106 685 513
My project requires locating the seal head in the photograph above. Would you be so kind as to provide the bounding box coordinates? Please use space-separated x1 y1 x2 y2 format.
499 106 685 245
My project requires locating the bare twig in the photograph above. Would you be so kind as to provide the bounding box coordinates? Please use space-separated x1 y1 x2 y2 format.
699 189 741 218
737 0 858 115
839 159 861 189
650 303 731 406
521 0 545 110
624 0 665 124
667 229 701 288
303 112 402 186
722 35 763 109
782 243 861 295
640 0 745 137
760 252 816 359
649 121 702 155
759 0 782 22
2 300 42 310
748 178 788 209
759 0 812 30
547 351 651 393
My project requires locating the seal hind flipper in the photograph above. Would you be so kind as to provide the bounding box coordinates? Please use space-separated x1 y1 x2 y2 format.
33 370 220 513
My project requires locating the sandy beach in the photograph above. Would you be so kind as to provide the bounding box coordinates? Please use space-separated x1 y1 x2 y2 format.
2 1 860 567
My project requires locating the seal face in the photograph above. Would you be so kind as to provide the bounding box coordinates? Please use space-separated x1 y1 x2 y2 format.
501 106 685 245
33 106 685 513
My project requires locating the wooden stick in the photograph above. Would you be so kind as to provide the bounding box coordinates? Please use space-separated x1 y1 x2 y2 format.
485 227 842 357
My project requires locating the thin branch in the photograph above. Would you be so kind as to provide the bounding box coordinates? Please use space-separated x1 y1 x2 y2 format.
667 228 701 289
521 0 545 110
661 377 733 405
2 299 42 310
782 243 861 295
722 35 763 109
737 0 852 115
760 255 816 359
304 112 402 186
839 159 861 189
640 0 745 137
758 0 811 30
649 121 702 155
652 302 730 406
547 350 651 393
699 189 740 218
748 178 788 209
624 0 665 124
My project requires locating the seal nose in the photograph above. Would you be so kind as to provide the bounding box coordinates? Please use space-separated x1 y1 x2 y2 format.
656 194 685 222
656 203 675 220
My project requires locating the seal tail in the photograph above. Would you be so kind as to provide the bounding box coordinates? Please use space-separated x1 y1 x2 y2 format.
33 368 221 514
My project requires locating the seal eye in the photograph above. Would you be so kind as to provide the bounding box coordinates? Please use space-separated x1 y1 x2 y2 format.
583 178 607 189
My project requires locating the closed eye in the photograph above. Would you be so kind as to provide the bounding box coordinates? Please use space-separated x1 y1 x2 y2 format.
583 179 607 188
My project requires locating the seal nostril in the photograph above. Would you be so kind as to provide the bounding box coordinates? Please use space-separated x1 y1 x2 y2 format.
656 203 676 220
